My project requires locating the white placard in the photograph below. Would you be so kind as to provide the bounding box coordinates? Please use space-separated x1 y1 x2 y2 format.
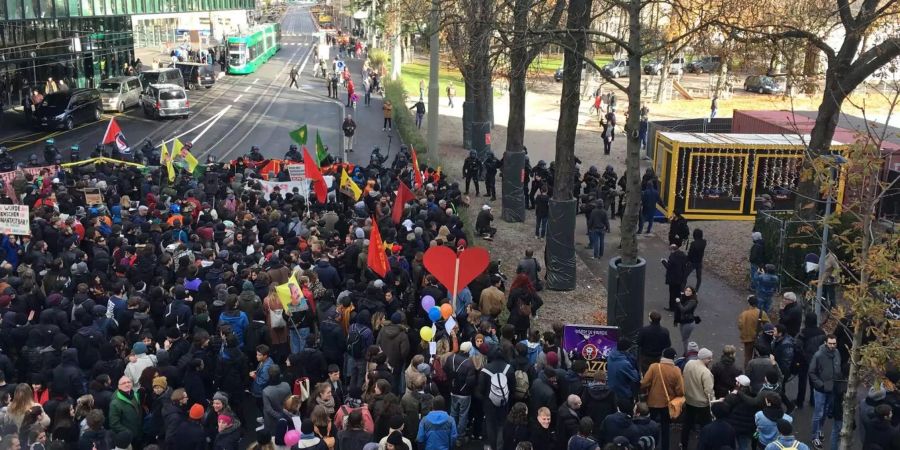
0 205 30 235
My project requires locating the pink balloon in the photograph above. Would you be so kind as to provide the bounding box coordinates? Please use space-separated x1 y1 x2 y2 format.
284 430 300 446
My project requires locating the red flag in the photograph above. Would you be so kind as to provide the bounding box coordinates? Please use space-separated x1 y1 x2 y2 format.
410 146 423 189
392 181 415 224
367 219 389 278
302 147 328 203
101 118 122 145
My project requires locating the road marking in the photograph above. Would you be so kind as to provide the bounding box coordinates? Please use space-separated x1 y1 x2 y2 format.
234 95 244 103
190 106 231 144
253 78 259 84
244 85 252 92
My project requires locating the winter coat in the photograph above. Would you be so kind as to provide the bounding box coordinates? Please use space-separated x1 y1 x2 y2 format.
262 381 292 431
723 389 758 435
417 410 458 450
710 355 742 399
375 323 410 376
755 408 791 446
529 376 558 423
52 348 86 398
582 382 617 439
314 260 341 290
556 405 580 450
636 323 671 358
108 390 142 442
738 307 769 343
640 359 684 409
808 345 841 393
779 302 803 336
749 240 766 266
479 286 505 318
173 420 206 450
212 423 241 450
696 418 736 450
161 401 186 446
683 359 714 407
606 349 640 401
336 428 373 450
401 390 434 442
124 353 157 389
745 357 781 394
663 250 689 286
599 411 631 445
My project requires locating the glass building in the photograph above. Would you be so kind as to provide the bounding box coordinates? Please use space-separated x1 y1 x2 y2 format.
1 0 253 110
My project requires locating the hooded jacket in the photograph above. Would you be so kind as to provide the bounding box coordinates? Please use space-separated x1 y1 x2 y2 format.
212 420 242 450
52 348 86 398
607 349 640 401
315 260 342 290
582 382 617 439
416 410 458 450
808 343 841 393
375 322 410 375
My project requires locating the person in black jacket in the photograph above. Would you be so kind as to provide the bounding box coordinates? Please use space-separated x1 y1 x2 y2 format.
696 401 736 450
668 213 689 247
212 414 241 450
778 292 803 337
794 313 824 409
529 367 558 427
174 404 207 450
463 151 481 196
582 370 617 441
661 243 689 313
635 311 671 373
686 229 706 292
52 348 85 399
556 394 582 450
478 349 516 450
534 187 550 239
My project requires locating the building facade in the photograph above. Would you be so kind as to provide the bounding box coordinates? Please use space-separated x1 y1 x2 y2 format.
1 0 253 110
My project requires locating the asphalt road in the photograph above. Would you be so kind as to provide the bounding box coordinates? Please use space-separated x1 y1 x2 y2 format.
2 5 344 166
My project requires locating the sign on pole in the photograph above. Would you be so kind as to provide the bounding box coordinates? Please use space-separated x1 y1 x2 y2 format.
0 205 31 235
83 188 103 205
561 324 619 377
286 164 306 182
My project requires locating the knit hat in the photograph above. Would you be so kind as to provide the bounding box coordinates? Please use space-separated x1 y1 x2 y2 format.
114 430 133 449
697 348 713 360
735 375 751 387
132 342 147 355
662 348 677 359
189 403 205 420
212 391 230 406
868 385 887 402
242 281 254 291
416 363 432 377
478 343 491 355
546 351 559 368
152 376 167 390
686 341 699 353
218 415 233 426
752 231 763 241
387 431 404 445
389 414 404 430
459 342 472 354
390 311 403 324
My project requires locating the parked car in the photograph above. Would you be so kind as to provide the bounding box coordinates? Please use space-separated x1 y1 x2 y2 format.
170 62 217 90
602 59 629 78
98 76 143 112
33 88 102 130
644 57 685 75
554 67 564 82
687 56 722 74
743 75 783 94
139 68 184 92
140 84 190 119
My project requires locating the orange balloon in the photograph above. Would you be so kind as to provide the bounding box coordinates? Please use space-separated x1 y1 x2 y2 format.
440 303 453 320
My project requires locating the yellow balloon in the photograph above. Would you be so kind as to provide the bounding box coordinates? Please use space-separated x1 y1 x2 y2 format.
419 326 434 342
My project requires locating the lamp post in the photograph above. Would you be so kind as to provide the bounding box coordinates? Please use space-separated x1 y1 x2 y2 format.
814 154 846 325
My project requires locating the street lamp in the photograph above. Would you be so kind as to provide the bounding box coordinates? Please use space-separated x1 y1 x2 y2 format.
30 51 37 86
814 153 847 325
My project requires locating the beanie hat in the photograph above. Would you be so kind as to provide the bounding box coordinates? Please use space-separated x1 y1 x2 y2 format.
390 311 403 324
546 351 559 368
212 391 230 406
242 281 254 291
132 342 147 355
459 342 472 354
387 431 404 445
218 415 233 426
152 376 167 390
687 341 699 353
698 348 713 360
662 348 677 359
752 231 763 241
189 403 205 420
478 343 491 355
114 431 133 449
389 414 404 430
416 363 432 377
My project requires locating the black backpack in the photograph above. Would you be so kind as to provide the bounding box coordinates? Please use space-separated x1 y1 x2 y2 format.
346 326 365 358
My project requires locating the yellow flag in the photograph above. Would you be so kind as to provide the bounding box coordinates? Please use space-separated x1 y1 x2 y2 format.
339 168 362 200
275 274 302 310
172 138 198 173
160 141 175 182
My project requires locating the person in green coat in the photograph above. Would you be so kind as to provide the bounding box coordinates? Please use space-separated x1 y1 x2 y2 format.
109 376 143 447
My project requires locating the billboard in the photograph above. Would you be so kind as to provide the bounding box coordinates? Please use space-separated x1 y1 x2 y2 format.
561 324 619 376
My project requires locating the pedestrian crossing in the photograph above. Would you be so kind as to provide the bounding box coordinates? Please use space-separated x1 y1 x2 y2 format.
283 42 312 46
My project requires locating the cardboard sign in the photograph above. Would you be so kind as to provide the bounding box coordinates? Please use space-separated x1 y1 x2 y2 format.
259 179 310 201
562 324 619 377
83 188 103 205
0 205 31 235
286 164 306 182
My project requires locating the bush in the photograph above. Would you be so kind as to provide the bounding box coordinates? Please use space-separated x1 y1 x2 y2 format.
368 49 388 75
384 79 428 155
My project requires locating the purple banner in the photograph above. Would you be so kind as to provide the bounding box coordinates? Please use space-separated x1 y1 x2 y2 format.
562 324 619 376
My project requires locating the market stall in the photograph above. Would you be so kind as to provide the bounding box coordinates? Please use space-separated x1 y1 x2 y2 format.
652 132 847 220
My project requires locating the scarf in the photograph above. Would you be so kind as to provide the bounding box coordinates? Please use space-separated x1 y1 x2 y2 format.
316 396 336 416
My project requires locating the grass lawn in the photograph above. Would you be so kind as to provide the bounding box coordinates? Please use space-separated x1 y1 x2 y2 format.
530 53 615 73
398 60 466 100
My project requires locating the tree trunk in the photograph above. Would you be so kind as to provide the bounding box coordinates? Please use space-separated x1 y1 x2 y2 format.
545 0 592 290
654 51 671 103
619 0 643 264
502 68 528 223
795 73 845 217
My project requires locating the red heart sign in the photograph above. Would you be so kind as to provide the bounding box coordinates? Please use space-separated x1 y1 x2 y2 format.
423 246 490 296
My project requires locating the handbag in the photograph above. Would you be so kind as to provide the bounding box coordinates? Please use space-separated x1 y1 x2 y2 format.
658 363 686 419
269 299 286 329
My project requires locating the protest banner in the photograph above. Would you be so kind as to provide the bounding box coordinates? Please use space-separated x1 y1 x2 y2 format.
83 188 103 205
0 205 31 235
286 164 306 182
0 165 60 185
562 324 619 377
258 179 310 200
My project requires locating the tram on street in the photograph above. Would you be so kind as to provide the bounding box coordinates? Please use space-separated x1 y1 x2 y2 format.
227 23 282 75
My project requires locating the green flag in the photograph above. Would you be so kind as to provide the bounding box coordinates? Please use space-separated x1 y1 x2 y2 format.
289 125 308 146
315 130 328 166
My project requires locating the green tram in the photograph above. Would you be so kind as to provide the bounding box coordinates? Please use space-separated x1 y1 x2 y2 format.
227 23 282 75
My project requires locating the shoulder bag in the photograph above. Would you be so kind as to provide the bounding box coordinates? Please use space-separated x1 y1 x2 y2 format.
658 363 686 419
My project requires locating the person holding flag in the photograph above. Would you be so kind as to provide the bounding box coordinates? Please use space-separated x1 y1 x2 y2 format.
160 140 175 182
392 181 415 224
172 138 199 173
100 117 130 159
340 167 362 201
303 147 328 204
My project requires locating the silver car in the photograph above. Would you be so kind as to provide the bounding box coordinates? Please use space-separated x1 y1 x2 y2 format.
99 76 143 112
140 84 190 119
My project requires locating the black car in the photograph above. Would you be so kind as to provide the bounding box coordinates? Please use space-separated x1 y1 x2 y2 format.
170 62 217 90
33 88 102 130
554 67 564 82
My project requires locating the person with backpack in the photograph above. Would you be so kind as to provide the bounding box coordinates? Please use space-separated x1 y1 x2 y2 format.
445 341 476 443
164 287 192 335
506 274 541 342
416 395 457 450
346 311 374 391
478 349 515 450
333 386 375 434
401 372 434 444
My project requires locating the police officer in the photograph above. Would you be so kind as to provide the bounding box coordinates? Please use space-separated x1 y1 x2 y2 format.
483 152 498 201
248 145 264 162
285 144 301 162
529 160 549 208
463 150 481 196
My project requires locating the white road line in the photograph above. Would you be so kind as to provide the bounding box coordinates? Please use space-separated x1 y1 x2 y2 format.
252 78 259 84
243 84 252 92
190 105 231 144
233 94 243 103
